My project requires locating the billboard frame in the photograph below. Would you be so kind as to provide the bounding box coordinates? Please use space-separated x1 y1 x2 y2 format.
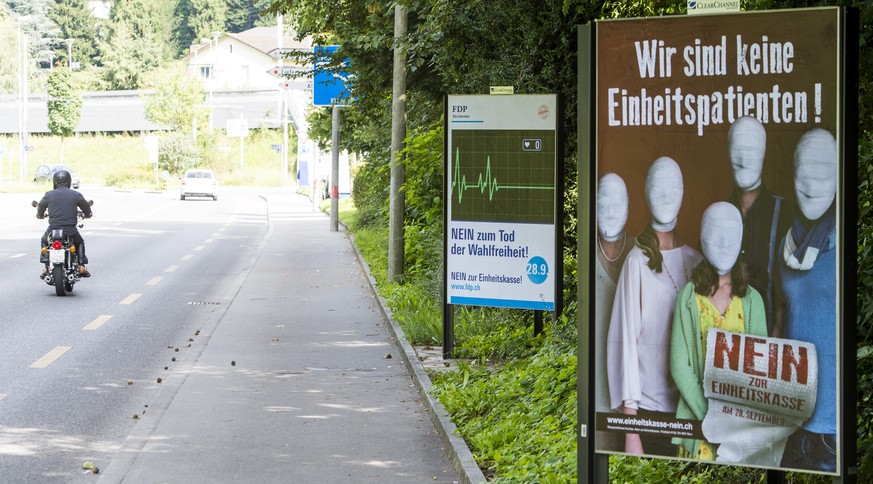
578 7 859 482
442 93 564 357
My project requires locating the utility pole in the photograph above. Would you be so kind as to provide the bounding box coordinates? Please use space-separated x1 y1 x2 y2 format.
18 25 28 184
388 3 408 282
283 85 289 181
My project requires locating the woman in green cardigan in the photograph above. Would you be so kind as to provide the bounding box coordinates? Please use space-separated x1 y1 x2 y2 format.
669 202 768 460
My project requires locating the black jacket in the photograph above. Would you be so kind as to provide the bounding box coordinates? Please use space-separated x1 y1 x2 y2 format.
37 187 92 230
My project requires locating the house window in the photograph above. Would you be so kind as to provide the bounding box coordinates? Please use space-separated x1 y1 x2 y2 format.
201 65 212 79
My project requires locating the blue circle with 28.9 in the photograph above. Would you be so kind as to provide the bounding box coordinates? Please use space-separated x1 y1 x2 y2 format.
526 256 549 284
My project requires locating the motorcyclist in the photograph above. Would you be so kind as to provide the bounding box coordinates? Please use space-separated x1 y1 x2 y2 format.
37 170 92 278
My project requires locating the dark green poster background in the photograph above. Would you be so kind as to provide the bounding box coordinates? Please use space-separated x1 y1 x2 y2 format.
449 129 556 224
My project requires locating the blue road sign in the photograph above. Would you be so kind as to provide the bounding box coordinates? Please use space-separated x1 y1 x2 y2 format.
313 45 351 106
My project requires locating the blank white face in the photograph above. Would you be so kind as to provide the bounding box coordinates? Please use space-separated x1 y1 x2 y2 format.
597 174 628 241
794 130 837 221
700 202 743 276
729 117 766 191
646 157 683 227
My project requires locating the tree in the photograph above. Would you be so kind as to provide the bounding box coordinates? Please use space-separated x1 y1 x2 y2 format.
5 0 62 68
224 0 274 32
143 69 206 133
48 0 98 68
178 0 227 50
0 17 22 94
46 67 82 162
98 0 177 88
98 18 164 89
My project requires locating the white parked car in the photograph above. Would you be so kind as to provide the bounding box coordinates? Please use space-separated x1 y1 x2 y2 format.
180 169 218 201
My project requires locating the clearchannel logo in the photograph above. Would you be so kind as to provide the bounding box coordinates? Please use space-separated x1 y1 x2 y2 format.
688 0 740 12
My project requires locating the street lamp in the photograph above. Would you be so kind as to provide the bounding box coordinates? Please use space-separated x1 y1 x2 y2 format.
65 39 73 68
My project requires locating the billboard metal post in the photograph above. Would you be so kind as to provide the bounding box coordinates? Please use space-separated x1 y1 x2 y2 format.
330 104 339 232
578 21 606 484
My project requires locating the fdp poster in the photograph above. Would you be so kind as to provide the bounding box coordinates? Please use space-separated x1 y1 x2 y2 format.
590 8 852 476
445 95 558 311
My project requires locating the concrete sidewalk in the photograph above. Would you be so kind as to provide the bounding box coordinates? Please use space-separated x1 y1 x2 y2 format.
99 192 479 484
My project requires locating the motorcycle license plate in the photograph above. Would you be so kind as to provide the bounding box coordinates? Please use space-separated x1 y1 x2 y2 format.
49 249 65 264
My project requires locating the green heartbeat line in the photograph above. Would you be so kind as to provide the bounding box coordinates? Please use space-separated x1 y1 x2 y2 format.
452 147 555 204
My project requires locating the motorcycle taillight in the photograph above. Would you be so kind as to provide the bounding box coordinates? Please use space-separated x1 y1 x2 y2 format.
52 240 63 250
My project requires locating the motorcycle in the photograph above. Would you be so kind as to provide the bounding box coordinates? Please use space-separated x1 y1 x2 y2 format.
32 200 94 296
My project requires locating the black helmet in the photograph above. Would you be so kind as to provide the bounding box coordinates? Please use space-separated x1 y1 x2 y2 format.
52 169 71 189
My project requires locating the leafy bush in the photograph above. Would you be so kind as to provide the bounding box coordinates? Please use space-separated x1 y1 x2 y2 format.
401 121 445 287
159 134 199 174
453 306 545 361
384 284 442 345
856 128 873 475
350 152 390 227
432 342 576 483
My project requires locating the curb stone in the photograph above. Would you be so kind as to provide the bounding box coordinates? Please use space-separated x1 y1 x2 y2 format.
342 223 488 484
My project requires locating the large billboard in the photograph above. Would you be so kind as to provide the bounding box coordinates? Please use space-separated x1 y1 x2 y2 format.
445 95 558 311
589 8 853 476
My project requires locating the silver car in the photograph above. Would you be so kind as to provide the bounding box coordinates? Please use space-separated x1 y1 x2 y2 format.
34 164 80 189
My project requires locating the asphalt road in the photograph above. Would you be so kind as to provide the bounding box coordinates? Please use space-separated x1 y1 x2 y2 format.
0 186 270 483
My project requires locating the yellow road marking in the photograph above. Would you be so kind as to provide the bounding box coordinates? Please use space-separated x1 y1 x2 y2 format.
181 255 193 261
146 276 163 286
83 315 112 330
120 294 141 305
30 346 71 368
194 245 205 251
165 265 180 273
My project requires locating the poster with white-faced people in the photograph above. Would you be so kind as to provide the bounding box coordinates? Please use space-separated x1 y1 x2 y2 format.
591 8 850 475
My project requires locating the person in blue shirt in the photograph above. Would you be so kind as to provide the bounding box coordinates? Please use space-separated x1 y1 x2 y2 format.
777 128 838 473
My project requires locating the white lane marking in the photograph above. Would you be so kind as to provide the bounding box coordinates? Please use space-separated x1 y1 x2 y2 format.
193 245 205 251
181 255 193 261
218 228 226 232
30 346 72 368
165 265 180 273
119 294 142 305
204 239 214 244
10 254 26 259
146 276 163 286
211 233 221 237
0 394 6 401
84 315 112 330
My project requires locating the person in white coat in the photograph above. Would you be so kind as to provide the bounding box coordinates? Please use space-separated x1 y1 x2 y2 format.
595 173 631 452
607 156 702 456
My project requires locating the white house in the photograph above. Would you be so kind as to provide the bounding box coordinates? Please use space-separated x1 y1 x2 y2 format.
184 26 312 93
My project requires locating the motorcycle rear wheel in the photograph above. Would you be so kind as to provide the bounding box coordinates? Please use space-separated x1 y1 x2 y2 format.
53 265 66 296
